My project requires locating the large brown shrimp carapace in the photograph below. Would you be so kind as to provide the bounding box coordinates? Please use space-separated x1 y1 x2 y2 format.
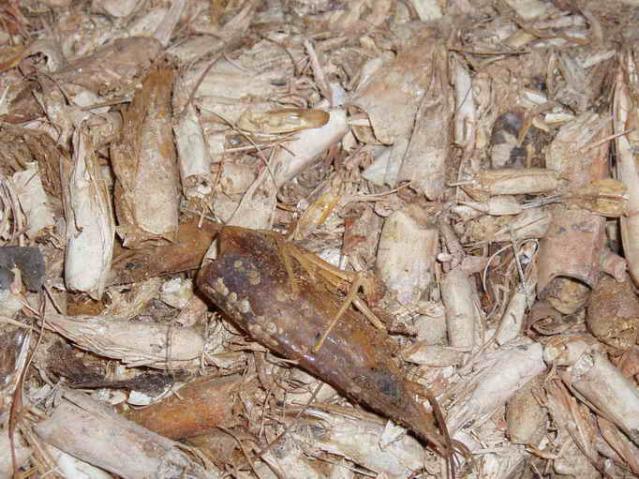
196 226 453 462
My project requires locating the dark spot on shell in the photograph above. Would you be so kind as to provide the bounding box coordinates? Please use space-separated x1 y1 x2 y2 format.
368 366 401 402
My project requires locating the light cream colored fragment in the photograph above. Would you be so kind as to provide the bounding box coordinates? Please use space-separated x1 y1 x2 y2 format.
62 128 115 299
12 162 55 239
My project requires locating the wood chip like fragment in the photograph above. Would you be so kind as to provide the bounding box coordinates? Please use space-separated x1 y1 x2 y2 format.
0 430 30 478
125 375 249 439
396 43 451 200
376 204 437 305
587 274 639 350
546 111 610 188
110 220 220 285
614 53 639 287
294 408 428 477
557 347 639 445
448 340 546 434
441 267 480 350
62 128 115 299
537 207 605 310
237 108 329 134
35 390 219 479
463 168 561 201
111 63 179 247
174 104 212 199
44 312 204 368
402 343 465 367
506 378 546 445
495 283 535 345
11 162 55 239
54 37 162 94
271 109 348 188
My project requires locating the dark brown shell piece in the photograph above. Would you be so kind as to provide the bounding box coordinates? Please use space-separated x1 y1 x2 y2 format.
196 226 448 456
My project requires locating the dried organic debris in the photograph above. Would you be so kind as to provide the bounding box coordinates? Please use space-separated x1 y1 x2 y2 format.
3 1 639 478
197 226 454 467
111 62 179 247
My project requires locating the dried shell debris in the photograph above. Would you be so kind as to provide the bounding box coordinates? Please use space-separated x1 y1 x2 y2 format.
2 1 639 478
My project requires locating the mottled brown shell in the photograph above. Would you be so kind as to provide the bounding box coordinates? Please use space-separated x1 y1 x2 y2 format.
197 226 447 455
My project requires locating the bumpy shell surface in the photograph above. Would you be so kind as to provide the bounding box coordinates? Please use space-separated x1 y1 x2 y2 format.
197 226 447 455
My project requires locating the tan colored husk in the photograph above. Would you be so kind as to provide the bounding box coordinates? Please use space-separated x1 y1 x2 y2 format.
504 0 553 19
258 436 329 479
351 26 442 145
34 390 219 479
11 162 55 239
151 0 186 47
462 168 561 201
441 267 480 350
111 64 179 247
351 27 450 198
542 335 602 366
0 430 31 478
546 111 610 188
210 162 259 223
172 38 300 121
506 377 546 445
293 175 343 240
45 444 112 479
413 304 447 345
61 127 115 299
54 38 163 95
447 339 546 433
271 108 348 188
174 104 212 199
545 339 639 446
537 206 605 297
544 378 601 478
410 0 443 20
224 168 277 230
44 312 204 368
237 108 329 134
566 178 627 217
166 1 253 65
461 195 523 216
587 274 639 350
396 42 451 200
598 417 639 476
463 207 552 243
294 408 429 477
160 277 193 309
452 54 476 150
376 204 438 306
572 360 639 447
495 281 536 345
103 278 162 321
175 295 209 327
461 428 529 479
402 343 465 367
217 162 257 196
614 52 639 286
